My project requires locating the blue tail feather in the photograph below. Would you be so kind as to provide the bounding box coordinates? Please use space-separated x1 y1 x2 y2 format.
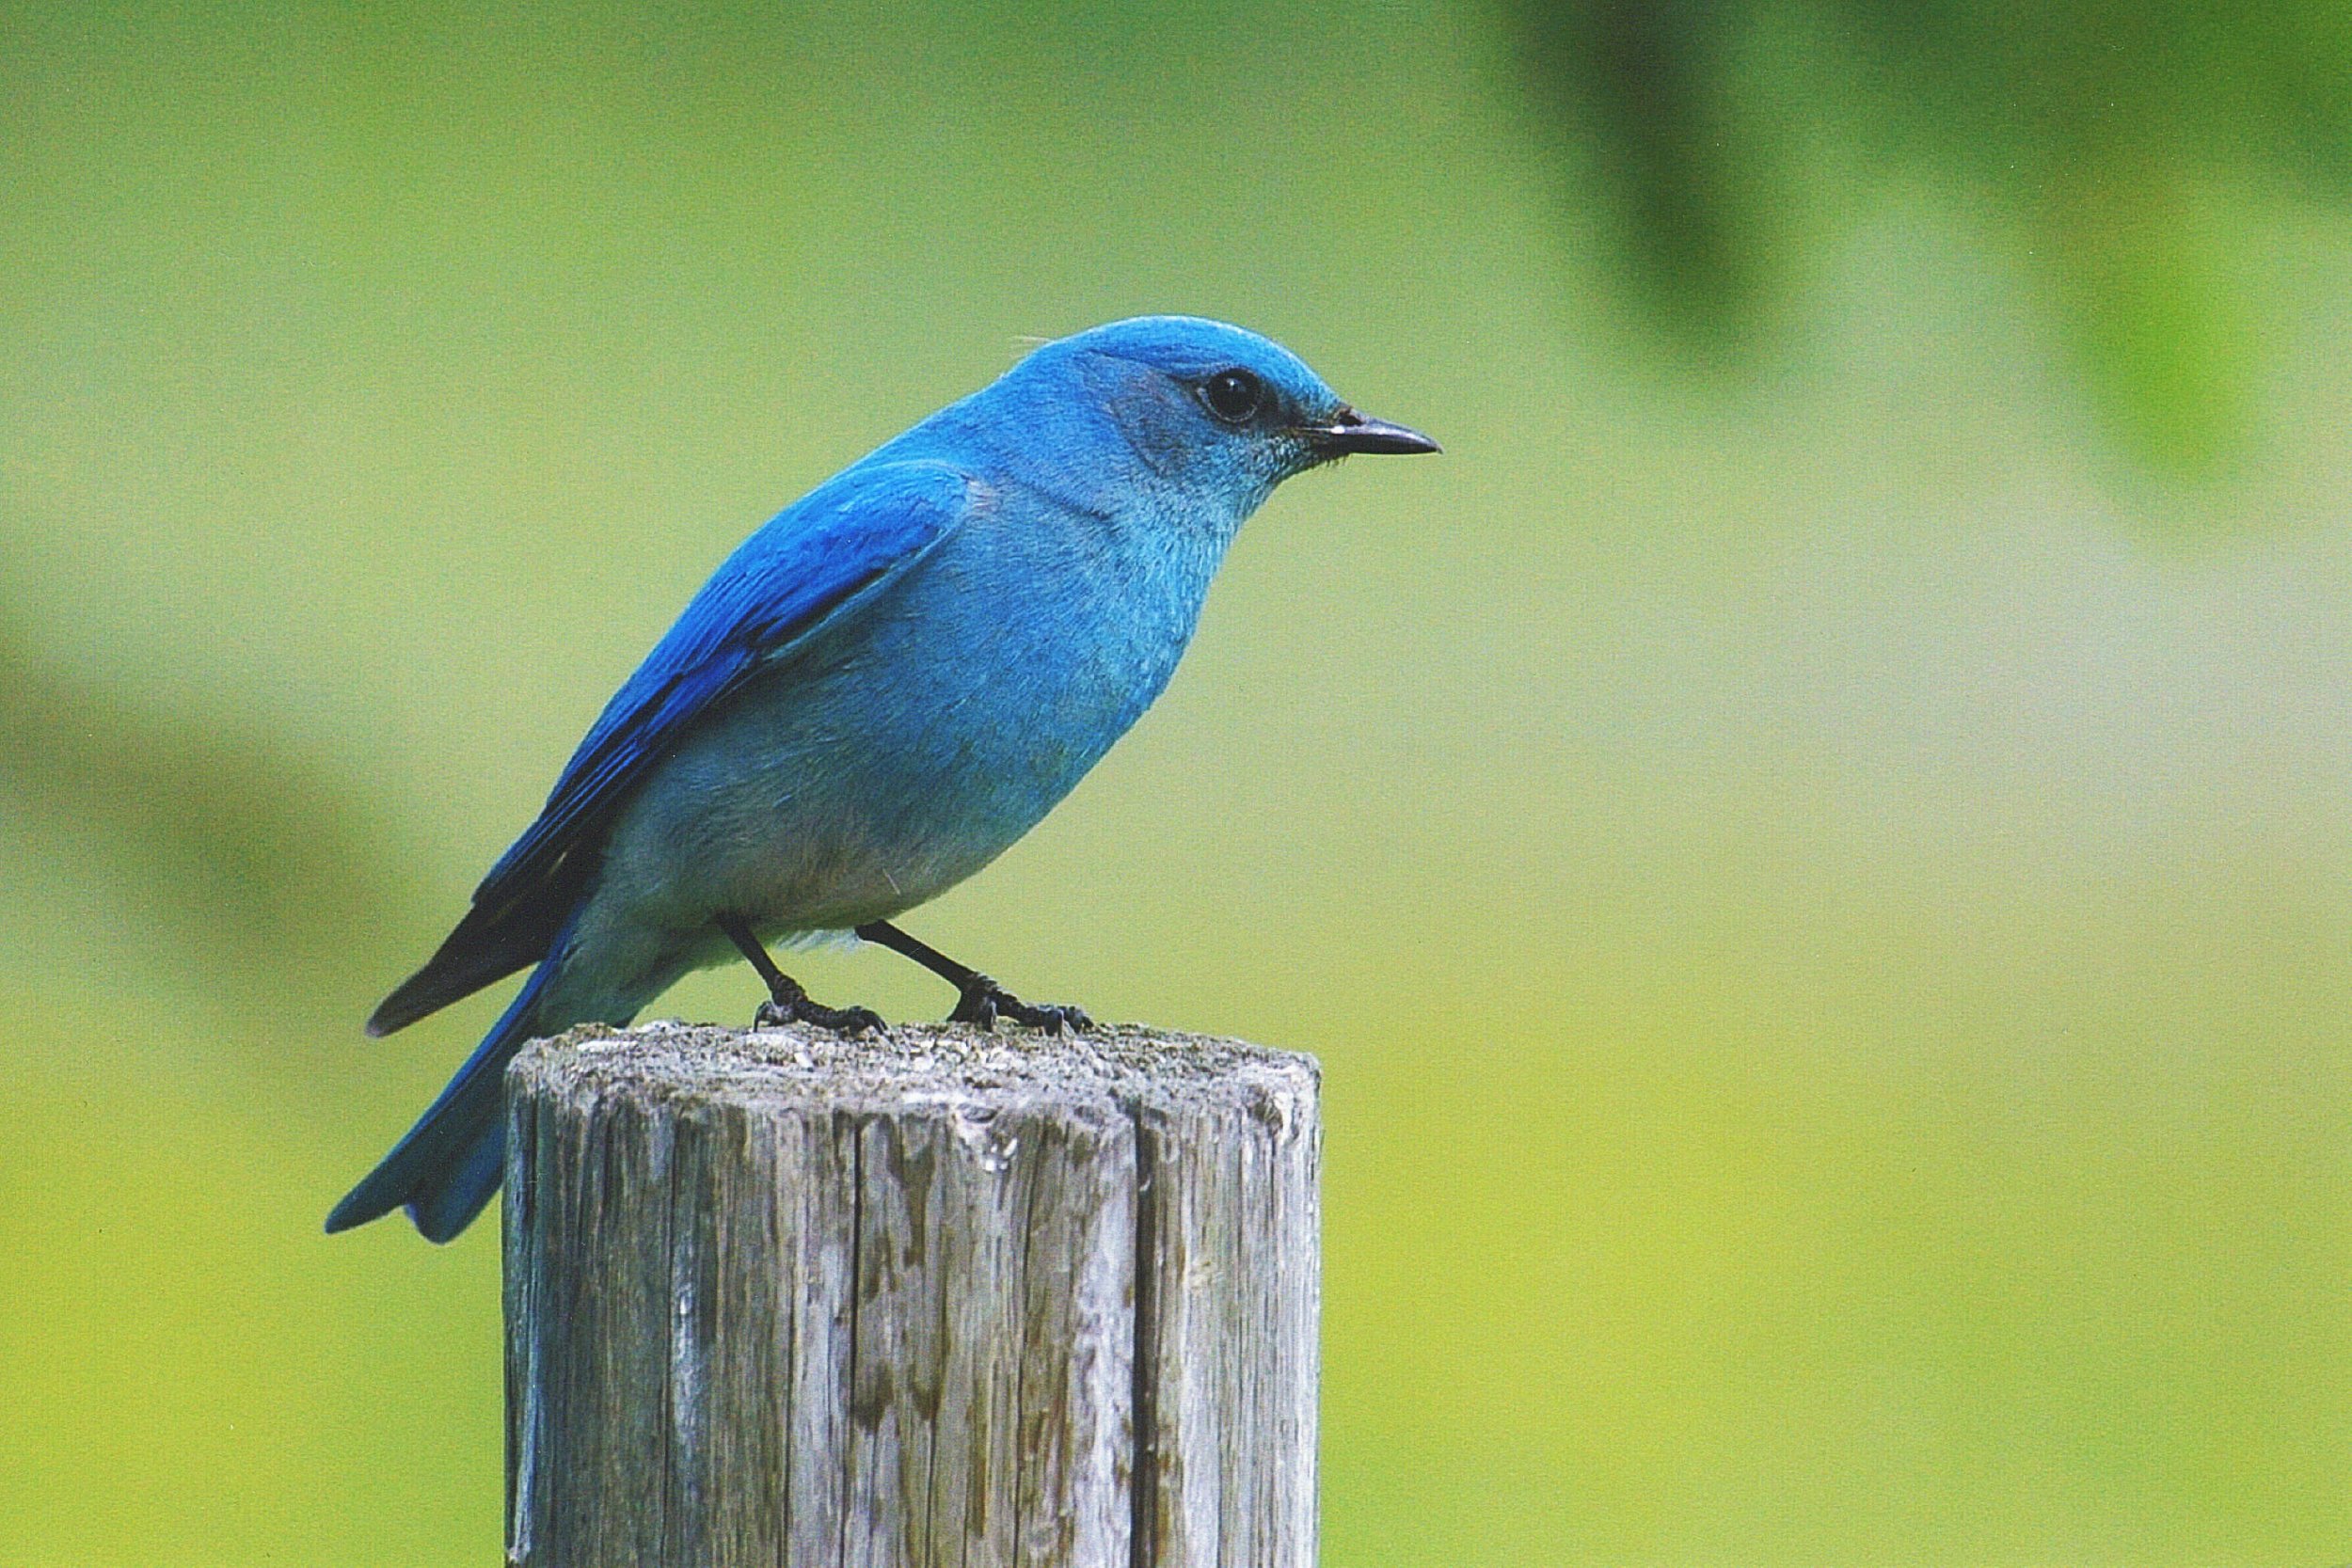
326 956 562 1243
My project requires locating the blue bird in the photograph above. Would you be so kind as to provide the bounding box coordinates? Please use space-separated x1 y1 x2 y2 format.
327 315 1437 1242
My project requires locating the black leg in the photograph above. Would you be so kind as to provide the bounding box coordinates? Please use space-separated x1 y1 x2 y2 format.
717 913 883 1036
853 920 1092 1034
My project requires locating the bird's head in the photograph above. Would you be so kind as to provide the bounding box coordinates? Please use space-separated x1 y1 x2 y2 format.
973 315 1438 515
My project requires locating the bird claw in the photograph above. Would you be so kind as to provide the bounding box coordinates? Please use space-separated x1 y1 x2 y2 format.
949 978 1091 1035
755 995 885 1037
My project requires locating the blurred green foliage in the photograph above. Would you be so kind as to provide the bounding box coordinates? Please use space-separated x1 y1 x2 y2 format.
0 599 417 1037
3 2 2349 1563
1512 0 2352 464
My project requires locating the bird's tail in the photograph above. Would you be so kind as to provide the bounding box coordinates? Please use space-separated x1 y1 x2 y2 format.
326 954 564 1243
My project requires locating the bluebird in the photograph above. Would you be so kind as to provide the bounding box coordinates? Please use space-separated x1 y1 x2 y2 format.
327 316 1437 1242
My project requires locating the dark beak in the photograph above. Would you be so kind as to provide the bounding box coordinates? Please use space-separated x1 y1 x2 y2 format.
1300 405 1441 455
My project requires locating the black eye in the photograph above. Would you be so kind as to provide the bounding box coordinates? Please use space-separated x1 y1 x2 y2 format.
1199 368 1264 423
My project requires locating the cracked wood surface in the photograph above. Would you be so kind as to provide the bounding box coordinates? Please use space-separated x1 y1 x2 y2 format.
503 1021 1320 1567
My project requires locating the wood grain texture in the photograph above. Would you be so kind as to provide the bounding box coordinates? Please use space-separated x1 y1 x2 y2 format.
503 1021 1320 1568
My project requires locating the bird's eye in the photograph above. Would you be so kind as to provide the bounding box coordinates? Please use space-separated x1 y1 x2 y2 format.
1199 369 1264 424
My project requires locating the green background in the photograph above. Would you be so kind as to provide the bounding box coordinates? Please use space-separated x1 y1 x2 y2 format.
4 2 2348 1562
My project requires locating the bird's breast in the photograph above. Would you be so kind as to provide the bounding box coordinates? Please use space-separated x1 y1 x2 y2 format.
854 502 1215 806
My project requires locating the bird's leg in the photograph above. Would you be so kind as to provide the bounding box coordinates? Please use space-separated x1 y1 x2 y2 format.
853 920 1092 1034
718 913 883 1036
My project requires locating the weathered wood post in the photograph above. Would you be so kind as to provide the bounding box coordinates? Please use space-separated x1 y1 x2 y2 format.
503 1020 1320 1567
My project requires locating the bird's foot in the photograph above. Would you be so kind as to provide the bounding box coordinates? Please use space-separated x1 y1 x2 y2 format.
754 977 883 1037
948 976 1092 1035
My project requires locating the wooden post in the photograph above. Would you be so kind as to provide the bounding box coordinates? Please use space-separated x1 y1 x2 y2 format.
502 1020 1320 1568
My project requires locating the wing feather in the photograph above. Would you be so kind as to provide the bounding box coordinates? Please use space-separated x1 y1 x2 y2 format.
367 460 977 1035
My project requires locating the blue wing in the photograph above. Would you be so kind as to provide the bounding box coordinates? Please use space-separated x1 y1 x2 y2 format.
368 459 978 1036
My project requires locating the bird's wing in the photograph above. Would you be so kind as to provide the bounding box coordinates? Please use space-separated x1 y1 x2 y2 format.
368 459 980 1036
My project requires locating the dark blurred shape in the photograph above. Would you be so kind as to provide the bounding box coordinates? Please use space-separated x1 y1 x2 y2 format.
0 600 415 1042
1516 0 1767 357
1508 0 2352 468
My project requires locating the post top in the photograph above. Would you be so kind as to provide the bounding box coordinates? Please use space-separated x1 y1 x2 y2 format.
508 1020 1319 1122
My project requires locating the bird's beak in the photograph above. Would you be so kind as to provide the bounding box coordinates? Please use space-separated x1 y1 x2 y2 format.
1299 406 1441 455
